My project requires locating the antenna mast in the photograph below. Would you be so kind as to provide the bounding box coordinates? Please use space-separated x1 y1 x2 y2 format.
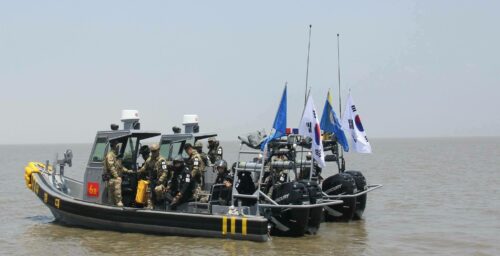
337 33 342 115
304 25 312 106
337 33 346 171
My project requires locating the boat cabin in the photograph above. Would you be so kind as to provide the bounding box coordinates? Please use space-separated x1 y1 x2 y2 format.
82 110 161 204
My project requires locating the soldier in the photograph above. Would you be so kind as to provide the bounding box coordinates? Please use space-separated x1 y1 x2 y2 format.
194 140 209 187
139 145 150 163
103 140 132 207
184 143 205 198
194 141 210 166
137 143 169 209
217 174 233 206
214 159 229 184
166 156 195 210
207 137 223 163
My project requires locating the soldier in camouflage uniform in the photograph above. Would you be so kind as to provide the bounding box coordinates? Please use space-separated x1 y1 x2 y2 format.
194 141 210 166
137 143 169 209
103 141 132 207
184 143 205 198
194 140 209 187
207 137 223 164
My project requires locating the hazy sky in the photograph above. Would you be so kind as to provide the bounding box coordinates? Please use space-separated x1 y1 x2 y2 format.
1 1 499 144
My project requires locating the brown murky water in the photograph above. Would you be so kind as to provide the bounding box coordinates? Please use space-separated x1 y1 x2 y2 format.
2 138 499 255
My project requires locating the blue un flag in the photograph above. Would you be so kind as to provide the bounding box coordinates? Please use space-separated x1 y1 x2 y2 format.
261 85 287 150
320 91 349 152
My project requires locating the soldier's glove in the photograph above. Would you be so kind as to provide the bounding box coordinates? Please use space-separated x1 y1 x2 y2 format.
170 195 181 210
171 193 182 204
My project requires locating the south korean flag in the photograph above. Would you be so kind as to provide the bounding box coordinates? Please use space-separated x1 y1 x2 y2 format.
341 92 372 153
299 93 326 168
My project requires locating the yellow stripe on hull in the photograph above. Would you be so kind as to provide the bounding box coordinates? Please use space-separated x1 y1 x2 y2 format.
222 216 227 235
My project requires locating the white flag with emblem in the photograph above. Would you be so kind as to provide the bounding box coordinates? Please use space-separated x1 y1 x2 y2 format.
341 92 372 153
299 94 326 168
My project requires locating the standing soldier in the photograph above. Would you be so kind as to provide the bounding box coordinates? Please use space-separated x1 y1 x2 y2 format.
194 141 210 166
137 143 169 209
184 143 205 198
194 140 209 187
103 140 132 207
207 137 223 163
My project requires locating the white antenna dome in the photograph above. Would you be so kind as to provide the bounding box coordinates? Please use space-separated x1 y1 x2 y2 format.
182 114 199 125
182 114 199 133
121 110 139 121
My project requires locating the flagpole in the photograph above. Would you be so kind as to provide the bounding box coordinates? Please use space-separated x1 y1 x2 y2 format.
304 24 312 106
337 33 345 171
337 33 342 116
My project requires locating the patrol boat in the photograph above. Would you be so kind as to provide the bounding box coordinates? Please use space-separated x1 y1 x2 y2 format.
24 111 269 242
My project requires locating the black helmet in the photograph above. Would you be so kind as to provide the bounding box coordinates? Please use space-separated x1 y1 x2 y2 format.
173 156 184 169
214 159 227 170
139 145 150 160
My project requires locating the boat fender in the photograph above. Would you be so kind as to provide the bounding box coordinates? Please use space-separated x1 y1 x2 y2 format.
24 162 50 189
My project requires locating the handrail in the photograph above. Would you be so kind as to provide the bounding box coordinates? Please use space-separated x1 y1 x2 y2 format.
259 199 343 209
323 184 383 199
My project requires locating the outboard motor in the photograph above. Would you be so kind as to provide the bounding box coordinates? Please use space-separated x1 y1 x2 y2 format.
269 181 310 236
345 170 367 220
299 180 323 234
322 173 357 221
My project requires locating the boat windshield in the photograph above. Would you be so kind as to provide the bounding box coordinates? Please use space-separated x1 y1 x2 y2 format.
161 139 193 160
122 137 138 168
91 137 108 163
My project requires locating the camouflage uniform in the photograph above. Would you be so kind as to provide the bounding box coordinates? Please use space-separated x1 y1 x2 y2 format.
138 143 169 209
194 141 209 188
207 138 223 164
194 141 210 166
185 144 205 199
103 146 129 207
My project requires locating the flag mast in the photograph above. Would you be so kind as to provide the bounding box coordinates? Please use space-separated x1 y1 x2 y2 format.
337 33 346 171
304 25 312 106
337 33 342 116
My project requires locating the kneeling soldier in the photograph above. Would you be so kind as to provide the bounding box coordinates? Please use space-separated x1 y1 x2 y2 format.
166 156 195 210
